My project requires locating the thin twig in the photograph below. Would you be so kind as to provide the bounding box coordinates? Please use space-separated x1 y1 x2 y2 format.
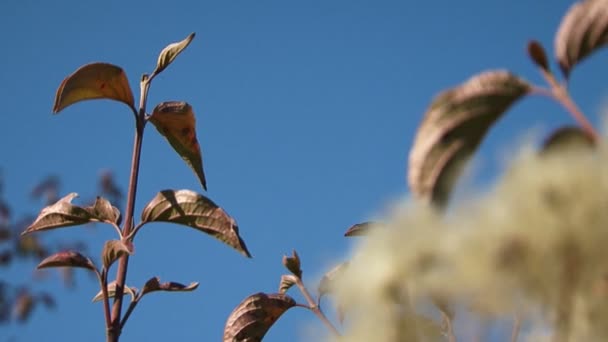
510 313 521 342
294 277 340 336
440 309 456 342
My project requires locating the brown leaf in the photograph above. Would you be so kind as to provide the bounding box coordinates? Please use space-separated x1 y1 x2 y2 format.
527 40 550 71
86 196 121 225
555 0 608 78
13 290 35 322
541 125 595 155
149 102 207 190
140 189 251 257
101 240 133 270
53 62 135 113
282 250 302 278
344 221 384 237
408 71 531 208
22 193 94 235
92 280 137 302
223 293 296 342
140 276 199 296
153 33 196 76
36 250 97 272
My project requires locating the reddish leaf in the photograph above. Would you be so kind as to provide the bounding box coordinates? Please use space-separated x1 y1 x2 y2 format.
140 189 251 257
555 0 608 78
22 193 94 235
101 240 133 270
140 276 199 296
152 33 195 77
53 62 135 113
13 290 34 323
223 293 296 342
36 250 96 272
527 40 550 71
149 102 207 190
86 197 121 225
344 221 384 237
282 250 302 278
408 71 531 208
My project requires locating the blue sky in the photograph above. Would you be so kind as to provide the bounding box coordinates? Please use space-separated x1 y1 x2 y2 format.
2 0 607 341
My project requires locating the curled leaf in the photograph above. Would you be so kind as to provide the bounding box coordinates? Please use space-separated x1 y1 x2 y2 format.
408 71 531 208
278 274 297 294
53 62 135 113
102 240 133 270
37 250 97 272
223 293 296 342
86 197 121 225
140 189 251 257
141 276 199 296
22 193 94 234
555 0 608 78
318 262 349 300
541 126 595 155
92 281 137 302
344 221 385 237
149 102 207 190
282 250 302 278
152 33 195 77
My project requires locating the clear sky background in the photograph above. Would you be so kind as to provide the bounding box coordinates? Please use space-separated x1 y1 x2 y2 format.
1 0 607 341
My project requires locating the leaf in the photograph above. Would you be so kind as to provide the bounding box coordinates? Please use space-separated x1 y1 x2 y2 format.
53 62 135 113
318 262 349 300
278 274 297 294
223 293 296 342
22 193 95 235
140 189 251 257
282 250 302 278
101 240 133 270
13 290 35 322
541 126 595 155
555 0 608 78
527 40 550 71
86 196 121 225
92 280 137 302
408 71 531 208
36 250 97 272
344 221 384 237
140 276 199 297
152 32 195 77
149 102 207 190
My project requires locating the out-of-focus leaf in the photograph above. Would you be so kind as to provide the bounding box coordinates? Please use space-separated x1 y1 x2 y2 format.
22 193 94 235
38 292 56 309
527 40 550 71
278 274 297 294
555 0 608 78
344 221 385 237
16 235 46 258
408 71 531 208
13 290 34 323
92 281 137 303
223 292 296 342
140 189 250 257
282 250 302 278
140 276 199 297
540 126 595 155
101 240 133 270
99 170 122 203
149 102 207 190
86 197 121 225
152 33 195 76
30 175 60 205
0 227 10 242
53 62 135 113
36 251 96 272
0 250 12 265
318 262 349 300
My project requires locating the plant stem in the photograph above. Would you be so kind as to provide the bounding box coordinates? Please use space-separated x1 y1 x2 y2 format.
537 70 599 142
440 310 456 342
108 76 150 342
97 270 112 333
120 297 141 330
294 277 340 337
510 313 521 342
